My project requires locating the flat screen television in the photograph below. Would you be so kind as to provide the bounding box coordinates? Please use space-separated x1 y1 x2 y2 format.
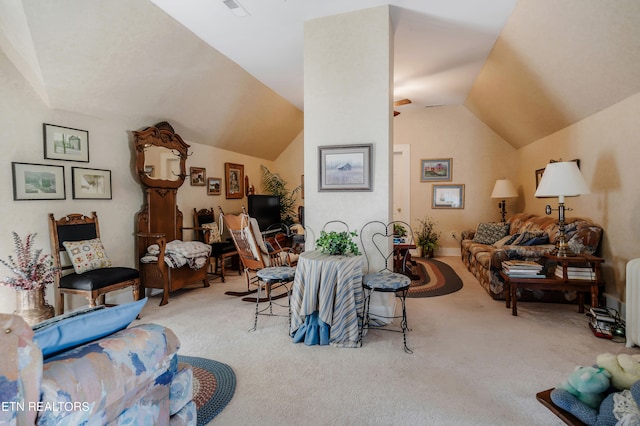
247 195 281 232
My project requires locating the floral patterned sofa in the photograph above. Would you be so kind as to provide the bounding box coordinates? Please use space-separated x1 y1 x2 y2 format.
0 305 195 425
461 212 603 302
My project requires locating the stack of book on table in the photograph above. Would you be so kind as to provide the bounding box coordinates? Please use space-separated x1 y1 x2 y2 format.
502 260 545 278
554 265 595 280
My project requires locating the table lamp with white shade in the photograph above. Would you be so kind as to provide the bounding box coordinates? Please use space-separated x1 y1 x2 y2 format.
534 161 590 256
490 179 518 223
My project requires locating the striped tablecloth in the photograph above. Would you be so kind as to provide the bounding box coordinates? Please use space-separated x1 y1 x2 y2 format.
289 250 365 348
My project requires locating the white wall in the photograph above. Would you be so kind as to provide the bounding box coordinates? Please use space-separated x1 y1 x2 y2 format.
304 6 393 263
0 51 284 313
517 92 640 302
393 105 519 253
0 51 142 313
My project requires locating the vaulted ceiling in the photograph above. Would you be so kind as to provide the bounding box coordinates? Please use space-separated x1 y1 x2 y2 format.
1 0 639 159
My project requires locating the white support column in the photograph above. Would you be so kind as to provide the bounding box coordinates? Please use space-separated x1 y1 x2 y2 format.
303 5 393 269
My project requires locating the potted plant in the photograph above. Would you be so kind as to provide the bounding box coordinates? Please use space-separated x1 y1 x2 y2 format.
393 223 408 243
415 216 440 258
315 230 360 256
0 232 57 325
260 165 302 224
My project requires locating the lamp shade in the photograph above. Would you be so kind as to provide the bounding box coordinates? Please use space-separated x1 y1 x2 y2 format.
490 179 518 199
534 161 590 198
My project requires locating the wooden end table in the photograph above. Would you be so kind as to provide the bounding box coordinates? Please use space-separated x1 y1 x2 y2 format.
503 253 604 316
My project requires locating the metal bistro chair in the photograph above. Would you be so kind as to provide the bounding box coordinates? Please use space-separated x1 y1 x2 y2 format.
221 209 296 331
360 220 414 353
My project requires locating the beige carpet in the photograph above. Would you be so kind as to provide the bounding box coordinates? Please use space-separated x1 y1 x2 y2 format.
137 256 638 425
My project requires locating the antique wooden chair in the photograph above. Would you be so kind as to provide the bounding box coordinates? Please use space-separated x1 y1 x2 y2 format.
48 211 140 315
221 209 296 331
191 207 239 282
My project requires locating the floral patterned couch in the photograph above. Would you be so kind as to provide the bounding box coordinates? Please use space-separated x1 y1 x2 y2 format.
461 212 603 302
0 311 195 425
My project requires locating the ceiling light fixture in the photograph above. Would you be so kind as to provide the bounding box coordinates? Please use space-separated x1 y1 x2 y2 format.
222 0 250 17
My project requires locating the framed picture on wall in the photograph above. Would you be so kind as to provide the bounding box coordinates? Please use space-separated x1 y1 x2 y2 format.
12 162 66 200
432 184 465 209
421 158 452 182
43 123 89 162
318 144 372 191
72 167 112 199
225 163 244 199
535 168 545 188
536 158 580 189
190 167 206 186
207 177 221 195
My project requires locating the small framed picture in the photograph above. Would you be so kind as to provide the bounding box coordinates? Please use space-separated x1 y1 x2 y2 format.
43 123 89 162
421 158 452 182
225 163 244 199
432 184 465 209
190 167 206 186
318 144 372 191
12 162 66 201
535 168 545 188
71 167 112 199
207 177 222 195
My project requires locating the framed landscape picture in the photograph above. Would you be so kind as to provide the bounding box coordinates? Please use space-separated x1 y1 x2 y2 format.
225 163 244 199
43 123 89 162
421 158 452 182
432 184 465 209
12 162 65 200
72 167 112 199
207 177 221 195
318 144 372 191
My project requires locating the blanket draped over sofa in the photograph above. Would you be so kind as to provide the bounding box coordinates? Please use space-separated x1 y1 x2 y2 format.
461 213 603 302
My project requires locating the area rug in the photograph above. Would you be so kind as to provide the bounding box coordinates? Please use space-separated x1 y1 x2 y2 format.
178 355 236 425
407 257 463 298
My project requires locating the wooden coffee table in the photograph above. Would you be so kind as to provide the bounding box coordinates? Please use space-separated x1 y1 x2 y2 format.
503 254 604 316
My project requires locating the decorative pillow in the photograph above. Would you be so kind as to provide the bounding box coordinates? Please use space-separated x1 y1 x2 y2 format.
472 222 510 245
520 234 550 246
62 238 112 274
201 222 222 244
493 235 514 248
503 233 521 246
33 298 147 358
511 231 545 246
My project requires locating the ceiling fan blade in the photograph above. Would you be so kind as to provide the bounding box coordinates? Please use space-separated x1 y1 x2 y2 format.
393 99 412 107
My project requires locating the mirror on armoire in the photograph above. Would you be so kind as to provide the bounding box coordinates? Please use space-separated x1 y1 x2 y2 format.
133 122 210 306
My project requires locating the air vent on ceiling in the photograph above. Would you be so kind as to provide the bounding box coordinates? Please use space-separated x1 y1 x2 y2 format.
223 0 250 17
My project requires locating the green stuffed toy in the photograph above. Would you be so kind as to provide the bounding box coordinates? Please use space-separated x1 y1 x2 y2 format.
558 365 612 409
597 353 640 391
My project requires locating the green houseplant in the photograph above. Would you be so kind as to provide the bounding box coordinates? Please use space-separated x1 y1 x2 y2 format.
260 165 302 224
315 231 360 256
415 216 440 258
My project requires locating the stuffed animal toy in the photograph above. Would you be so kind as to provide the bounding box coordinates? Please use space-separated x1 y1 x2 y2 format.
551 380 640 426
597 353 640 390
558 366 612 409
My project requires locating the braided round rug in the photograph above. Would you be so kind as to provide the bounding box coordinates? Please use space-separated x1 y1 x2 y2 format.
178 355 236 425
407 257 463 298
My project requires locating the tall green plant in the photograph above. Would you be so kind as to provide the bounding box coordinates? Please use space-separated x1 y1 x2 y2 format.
260 165 301 224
